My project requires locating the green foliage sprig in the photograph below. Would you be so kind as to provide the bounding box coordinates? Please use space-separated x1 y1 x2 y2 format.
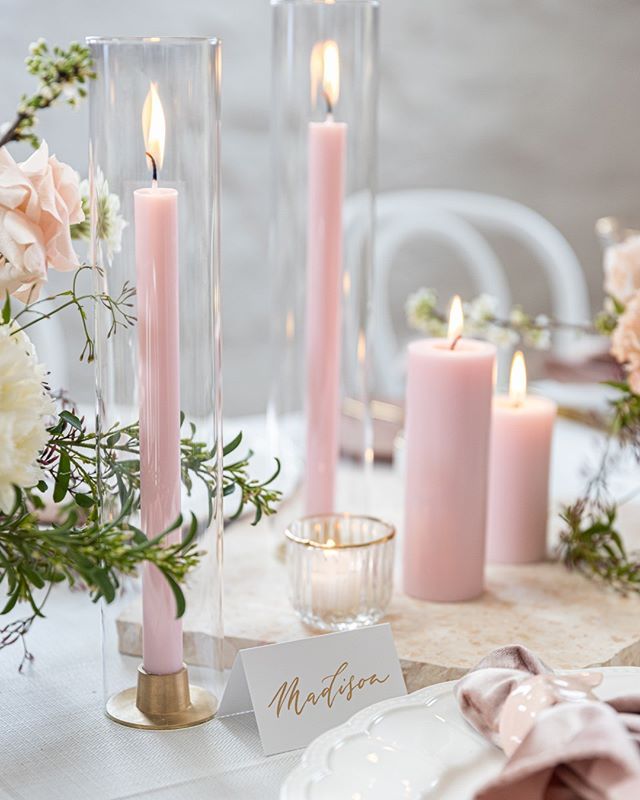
0 406 282 659
0 40 95 149
7 265 136 363
558 501 640 593
557 380 640 594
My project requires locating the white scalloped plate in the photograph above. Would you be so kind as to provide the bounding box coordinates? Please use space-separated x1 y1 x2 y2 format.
281 666 640 800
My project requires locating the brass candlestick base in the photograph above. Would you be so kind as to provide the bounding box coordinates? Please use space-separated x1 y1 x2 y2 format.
106 665 217 730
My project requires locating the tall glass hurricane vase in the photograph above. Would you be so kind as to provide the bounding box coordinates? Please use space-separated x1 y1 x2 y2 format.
89 36 223 729
268 0 379 518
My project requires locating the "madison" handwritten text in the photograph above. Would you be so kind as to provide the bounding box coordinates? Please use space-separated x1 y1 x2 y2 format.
267 661 390 718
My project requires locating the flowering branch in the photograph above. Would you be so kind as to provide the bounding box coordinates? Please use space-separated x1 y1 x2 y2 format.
0 40 94 150
405 288 597 349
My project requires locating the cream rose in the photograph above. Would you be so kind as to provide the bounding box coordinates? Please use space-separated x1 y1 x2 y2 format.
0 141 84 302
604 235 640 306
611 293 640 394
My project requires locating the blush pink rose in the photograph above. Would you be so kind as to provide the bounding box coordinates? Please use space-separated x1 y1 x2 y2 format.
0 141 84 302
604 235 640 306
611 293 640 394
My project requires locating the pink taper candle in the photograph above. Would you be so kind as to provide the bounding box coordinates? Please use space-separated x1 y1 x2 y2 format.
304 41 346 515
134 83 183 676
403 297 496 602
486 351 557 564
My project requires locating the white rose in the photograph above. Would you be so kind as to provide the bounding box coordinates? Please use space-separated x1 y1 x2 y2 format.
0 322 54 513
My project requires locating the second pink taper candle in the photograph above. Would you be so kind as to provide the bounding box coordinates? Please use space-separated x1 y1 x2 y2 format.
304 117 346 515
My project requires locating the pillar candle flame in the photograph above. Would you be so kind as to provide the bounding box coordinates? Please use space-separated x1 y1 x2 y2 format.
509 350 527 407
447 295 464 347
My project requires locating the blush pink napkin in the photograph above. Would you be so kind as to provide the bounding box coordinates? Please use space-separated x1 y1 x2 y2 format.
454 645 640 800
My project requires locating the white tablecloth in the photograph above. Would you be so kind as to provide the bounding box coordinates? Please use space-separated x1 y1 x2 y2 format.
0 587 299 800
2 412 639 800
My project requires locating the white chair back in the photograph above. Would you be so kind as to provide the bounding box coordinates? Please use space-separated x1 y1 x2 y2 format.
347 189 591 396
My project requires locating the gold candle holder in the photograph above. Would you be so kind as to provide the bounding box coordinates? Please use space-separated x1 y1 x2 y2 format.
106 664 217 730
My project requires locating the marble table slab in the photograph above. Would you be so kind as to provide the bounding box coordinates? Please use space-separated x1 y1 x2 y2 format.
119 523 640 693
118 418 640 692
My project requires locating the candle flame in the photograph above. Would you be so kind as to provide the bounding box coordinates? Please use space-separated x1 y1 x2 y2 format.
326 538 336 548
142 82 166 173
310 40 340 110
447 295 464 344
509 350 527 407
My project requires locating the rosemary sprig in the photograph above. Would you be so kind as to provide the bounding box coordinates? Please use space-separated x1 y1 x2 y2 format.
557 380 640 594
39 412 282 528
557 501 640 593
0 488 200 622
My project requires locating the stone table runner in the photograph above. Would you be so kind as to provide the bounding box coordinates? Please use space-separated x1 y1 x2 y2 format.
119 526 640 692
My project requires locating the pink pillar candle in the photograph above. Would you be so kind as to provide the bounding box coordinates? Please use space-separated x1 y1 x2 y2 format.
403 338 496 602
134 185 183 675
304 118 347 515
486 394 557 564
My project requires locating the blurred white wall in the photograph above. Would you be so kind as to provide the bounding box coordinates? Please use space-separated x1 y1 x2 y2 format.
1 0 639 413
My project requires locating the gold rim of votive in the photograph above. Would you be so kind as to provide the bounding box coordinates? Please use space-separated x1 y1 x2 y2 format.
284 513 396 550
86 36 221 46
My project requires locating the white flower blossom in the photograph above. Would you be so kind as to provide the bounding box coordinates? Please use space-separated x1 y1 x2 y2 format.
509 306 529 327
405 288 445 335
466 293 499 325
485 324 519 348
524 327 552 350
75 168 127 261
0 323 55 513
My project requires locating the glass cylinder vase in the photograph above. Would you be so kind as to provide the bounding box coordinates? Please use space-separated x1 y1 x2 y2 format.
267 0 379 519
88 36 223 729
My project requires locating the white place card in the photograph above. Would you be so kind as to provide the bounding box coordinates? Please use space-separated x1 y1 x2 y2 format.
217 624 406 755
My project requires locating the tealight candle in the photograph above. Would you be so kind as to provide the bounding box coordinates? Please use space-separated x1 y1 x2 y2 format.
486 351 557 564
286 515 395 631
309 539 361 617
403 297 496 602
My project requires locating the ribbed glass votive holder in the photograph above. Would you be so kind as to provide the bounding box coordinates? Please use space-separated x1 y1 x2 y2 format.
285 514 395 631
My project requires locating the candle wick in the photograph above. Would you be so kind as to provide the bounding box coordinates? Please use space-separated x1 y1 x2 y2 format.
145 151 158 183
323 89 333 117
449 334 461 351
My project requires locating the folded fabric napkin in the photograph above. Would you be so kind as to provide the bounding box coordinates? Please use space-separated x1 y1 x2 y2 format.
454 645 640 800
